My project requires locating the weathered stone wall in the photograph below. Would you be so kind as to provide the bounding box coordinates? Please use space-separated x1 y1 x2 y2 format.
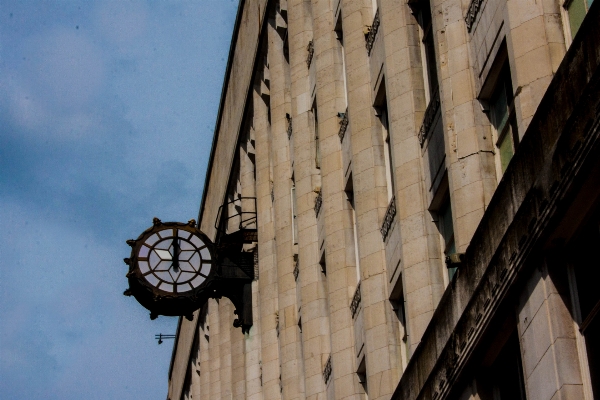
168 0 600 399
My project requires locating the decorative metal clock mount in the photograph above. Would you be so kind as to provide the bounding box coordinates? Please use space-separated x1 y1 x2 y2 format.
124 198 257 333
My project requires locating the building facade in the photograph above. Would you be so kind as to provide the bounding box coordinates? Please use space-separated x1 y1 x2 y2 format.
167 0 600 399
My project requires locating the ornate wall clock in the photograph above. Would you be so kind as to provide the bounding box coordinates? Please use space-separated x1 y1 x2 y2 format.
124 217 255 331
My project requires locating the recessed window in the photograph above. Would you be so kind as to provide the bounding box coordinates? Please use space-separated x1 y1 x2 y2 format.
569 215 600 397
389 276 409 371
565 0 594 38
489 62 519 175
374 86 395 203
438 196 456 280
346 177 361 284
291 177 298 245
312 101 321 169
479 330 527 400
417 0 439 104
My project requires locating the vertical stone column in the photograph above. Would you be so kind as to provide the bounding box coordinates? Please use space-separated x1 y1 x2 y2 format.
429 0 498 256
377 0 448 355
517 263 585 399
198 313 210 400
240 122 261 400
219 299 234 399
288 1 334 399
339 1 400 399
505 0 566 134
310 0 365 399
268 3 308 398
208 299 222 399
254 63 283 400
191 329 201 400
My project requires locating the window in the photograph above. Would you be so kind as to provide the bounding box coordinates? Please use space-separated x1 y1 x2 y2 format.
357 356 368 398
375 91 395 203
568 215 600 398
335 15 348 108
488 62 519 175
438 196 456 281
479 330 527 400
389 277 409 371
312 101 321 169
417 0 439 104
565 0 594 39
346 177 361 284
291 177 298 245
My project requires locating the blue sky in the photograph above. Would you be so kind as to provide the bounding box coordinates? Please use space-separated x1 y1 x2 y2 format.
0 1 238 398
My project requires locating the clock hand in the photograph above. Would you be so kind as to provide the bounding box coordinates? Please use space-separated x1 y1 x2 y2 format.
172 234 180 272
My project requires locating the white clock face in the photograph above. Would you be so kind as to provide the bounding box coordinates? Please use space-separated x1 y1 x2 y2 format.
136 228 212 293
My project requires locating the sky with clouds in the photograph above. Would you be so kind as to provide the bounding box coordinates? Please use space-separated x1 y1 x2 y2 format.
0 1 238 398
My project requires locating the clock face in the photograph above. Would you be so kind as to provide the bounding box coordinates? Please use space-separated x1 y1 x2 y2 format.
136 227 213 294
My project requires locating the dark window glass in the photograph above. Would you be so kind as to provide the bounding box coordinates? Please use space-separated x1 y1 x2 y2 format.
572 218 600 398
567 0 594 37
489 63 519 174
438 197 456 280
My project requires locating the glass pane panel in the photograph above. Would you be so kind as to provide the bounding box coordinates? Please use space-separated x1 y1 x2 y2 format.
190 275 206 288
200 246 211 261
168 269 180 282
180 240 194 251
157 228 174 239
568 0 587 37
159 282 174 293
179 250 194 261
145 233 160 246
138 245 150 258
190 253 201 270
154 239 170 250
200 262 211 277
155 249 172 261
190 234 204 248
155 260 172 271
145 273 160 287
177 272 195 283
156 270 173 283
139 261 150 274
178 230 191 240
149 251 160 268
177 283 193 293
499 132 515 173
490 85 508 131
180 261 195 272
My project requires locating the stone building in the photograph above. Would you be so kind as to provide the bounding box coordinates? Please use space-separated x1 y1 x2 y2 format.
167 0 600 399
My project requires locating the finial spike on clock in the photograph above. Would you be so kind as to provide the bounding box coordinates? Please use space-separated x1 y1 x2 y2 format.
152 217 162 226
